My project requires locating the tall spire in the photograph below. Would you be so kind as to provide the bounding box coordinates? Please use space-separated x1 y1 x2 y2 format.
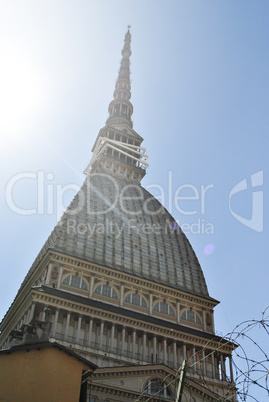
106 28 133 128
84 28 148 182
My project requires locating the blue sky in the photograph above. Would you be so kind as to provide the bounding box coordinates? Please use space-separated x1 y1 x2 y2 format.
0 0 268 396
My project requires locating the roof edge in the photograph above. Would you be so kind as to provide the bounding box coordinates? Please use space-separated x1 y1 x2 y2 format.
0 341 98 370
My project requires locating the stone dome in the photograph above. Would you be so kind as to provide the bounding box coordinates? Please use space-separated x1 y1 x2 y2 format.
50 174 209 298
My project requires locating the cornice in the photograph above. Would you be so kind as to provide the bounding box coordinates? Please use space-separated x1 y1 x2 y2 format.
32 288 234 353
93 365 175 378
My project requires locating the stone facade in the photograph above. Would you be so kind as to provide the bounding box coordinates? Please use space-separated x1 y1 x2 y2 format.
0 29 237 401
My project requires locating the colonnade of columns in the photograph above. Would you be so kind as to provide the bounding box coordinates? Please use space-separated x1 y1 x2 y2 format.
47 306 233 381
2 302 233 384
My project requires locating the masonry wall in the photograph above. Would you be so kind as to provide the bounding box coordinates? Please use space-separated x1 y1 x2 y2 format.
0 347 89 402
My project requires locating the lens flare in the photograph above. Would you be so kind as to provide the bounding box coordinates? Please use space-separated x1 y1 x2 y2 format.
204 243 215 256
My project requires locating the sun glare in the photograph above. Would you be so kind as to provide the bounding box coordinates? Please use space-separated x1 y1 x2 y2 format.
0 46 44 146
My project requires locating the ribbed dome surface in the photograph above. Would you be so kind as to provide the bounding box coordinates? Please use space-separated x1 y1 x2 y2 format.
52 174 209 298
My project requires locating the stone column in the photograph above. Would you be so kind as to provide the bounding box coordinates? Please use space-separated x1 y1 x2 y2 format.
88 318 93 346
52 309 59 337
149 293 153 316
202 349 206 376
116 328 120 351
173 340 177 369
202 309 206 331
229 355 234 382
167 340 170 363
132 329 136 358
158 338 162 360
177 343 181 364
143 332 147 361
27 302 36 324
22 312 27 325
176 301 181 324
211 351 216 379
183 343 187 360
41 307 47 321
89 276 95 297
99 320 104 349
219 353 223 379
211 312 215 333
153 335 157 363
57 266 63 288
111 323 115 350
127 331 131 355
26 307 31 324
64 312 71 341
121 326 126 355
163 337 167 365
220 354 226 380
76 315 82 343
192 346 196 372
120 284 124 307
21 313 26 326
45 263 52 285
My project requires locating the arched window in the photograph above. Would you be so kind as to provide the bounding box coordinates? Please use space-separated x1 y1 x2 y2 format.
125 293 147 308
143 379 172 398
153 302 175 316
181 310 201 324
62 275 87 290
94 284 118 299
